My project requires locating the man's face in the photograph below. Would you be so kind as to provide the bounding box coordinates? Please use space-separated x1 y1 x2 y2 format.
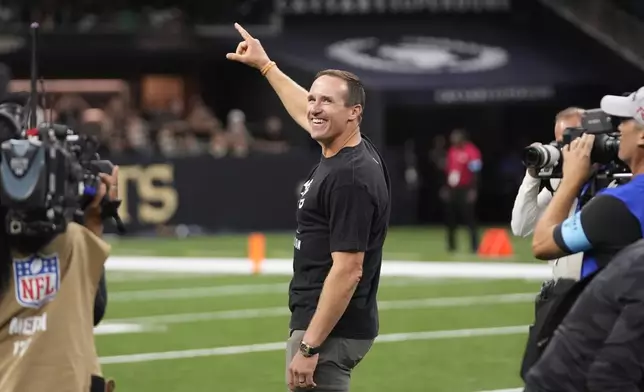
449 131 464 146
554 115 581 142
307 75 360 143
617 119 644 165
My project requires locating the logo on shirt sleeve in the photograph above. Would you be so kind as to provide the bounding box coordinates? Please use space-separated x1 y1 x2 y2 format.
13 254 60 308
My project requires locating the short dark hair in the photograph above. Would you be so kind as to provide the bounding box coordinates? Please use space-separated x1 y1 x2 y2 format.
451 128 468 140
314 69 365 110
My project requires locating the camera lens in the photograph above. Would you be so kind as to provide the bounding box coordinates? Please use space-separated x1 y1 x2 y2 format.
522 147 542 168
522 144 561 169
9 220 21 234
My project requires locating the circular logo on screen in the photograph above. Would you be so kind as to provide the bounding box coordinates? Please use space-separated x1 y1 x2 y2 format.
326 36 509 74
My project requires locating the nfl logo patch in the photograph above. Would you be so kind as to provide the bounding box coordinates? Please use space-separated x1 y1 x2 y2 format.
13 254 61 308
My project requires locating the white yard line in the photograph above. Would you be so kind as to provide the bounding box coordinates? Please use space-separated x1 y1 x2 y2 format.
109 283 290 302
105 272 218 283
476 389 523 392
107 278 474 302
105 293 535 325
100 325 528 365
106 257 551 280
94 323 167 335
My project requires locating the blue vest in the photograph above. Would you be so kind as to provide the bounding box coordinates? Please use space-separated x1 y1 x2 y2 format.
580 175 644 277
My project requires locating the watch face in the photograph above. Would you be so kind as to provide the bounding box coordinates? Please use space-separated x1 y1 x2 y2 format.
299 342 312 357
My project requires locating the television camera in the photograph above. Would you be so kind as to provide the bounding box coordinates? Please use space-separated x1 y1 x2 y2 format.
0 23 123 237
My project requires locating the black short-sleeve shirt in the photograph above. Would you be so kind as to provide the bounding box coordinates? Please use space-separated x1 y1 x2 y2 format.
289 136 391 339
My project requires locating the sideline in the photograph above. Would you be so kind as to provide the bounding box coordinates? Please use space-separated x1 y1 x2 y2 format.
106 257 550 280
100 325 528 365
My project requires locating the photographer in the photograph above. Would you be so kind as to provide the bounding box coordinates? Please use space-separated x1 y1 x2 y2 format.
0 166 118 392
515 108 592 379
525 87 644 391
511 107 584 279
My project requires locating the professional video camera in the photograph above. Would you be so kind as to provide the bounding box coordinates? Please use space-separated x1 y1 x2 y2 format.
0 123 124 236
521 109 628 180
0 23 124 237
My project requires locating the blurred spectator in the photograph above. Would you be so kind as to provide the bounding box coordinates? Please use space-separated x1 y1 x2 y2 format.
54 94 90 131
103 96 128 136
157 126 179 157
181 132 203 156
253 116 289 154
32 86 302 159
80 107 105 137
107 135 126 155
227 109 250 158
124 111 152 156
186 96 222 135
208 132 228 158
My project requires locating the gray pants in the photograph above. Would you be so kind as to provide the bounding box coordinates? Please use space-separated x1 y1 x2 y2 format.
285 330 374 392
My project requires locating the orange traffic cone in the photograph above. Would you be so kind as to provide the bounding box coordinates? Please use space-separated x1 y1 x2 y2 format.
248 232 266 274
477 228 513 258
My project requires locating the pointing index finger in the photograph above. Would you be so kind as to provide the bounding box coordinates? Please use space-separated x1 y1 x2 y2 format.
234 23 253 41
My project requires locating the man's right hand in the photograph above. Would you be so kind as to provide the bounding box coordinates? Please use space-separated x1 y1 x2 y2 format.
85 166 119 237
226 23 272 71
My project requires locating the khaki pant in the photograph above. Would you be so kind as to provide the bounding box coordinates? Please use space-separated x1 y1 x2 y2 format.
285 330 373 392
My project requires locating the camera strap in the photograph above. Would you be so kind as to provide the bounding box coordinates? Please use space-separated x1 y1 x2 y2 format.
540 179 556 196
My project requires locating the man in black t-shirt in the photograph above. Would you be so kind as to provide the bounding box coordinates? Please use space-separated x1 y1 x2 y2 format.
227 24 391 392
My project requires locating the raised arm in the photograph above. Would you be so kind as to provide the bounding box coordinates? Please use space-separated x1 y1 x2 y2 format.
226 23 311 133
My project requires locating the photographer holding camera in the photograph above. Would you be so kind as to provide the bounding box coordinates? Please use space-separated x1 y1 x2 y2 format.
514 108 596 379
512 107 585 279
523 87 644 391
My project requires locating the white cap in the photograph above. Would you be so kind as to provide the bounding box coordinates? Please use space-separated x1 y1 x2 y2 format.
600 87 644 125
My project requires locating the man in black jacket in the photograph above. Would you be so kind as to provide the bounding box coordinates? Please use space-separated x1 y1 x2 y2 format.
524 238 644 392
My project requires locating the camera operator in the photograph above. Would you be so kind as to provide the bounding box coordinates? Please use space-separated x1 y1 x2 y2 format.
0 92 109 328
0 167 118 392
524 87 644 391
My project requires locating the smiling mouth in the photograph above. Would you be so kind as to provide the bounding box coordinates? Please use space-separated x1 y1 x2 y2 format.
311 118 327 126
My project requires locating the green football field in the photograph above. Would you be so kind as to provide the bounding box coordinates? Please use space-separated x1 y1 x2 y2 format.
97 226 540 392
108 226 535 262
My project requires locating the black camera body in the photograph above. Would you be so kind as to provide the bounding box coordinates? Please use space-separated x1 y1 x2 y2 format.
521 109 627 179
0 122 121 236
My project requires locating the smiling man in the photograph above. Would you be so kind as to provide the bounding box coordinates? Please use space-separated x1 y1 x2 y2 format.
226 23 391 392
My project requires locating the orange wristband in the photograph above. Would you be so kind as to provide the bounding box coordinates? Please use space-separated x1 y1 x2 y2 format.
260 61 276 76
